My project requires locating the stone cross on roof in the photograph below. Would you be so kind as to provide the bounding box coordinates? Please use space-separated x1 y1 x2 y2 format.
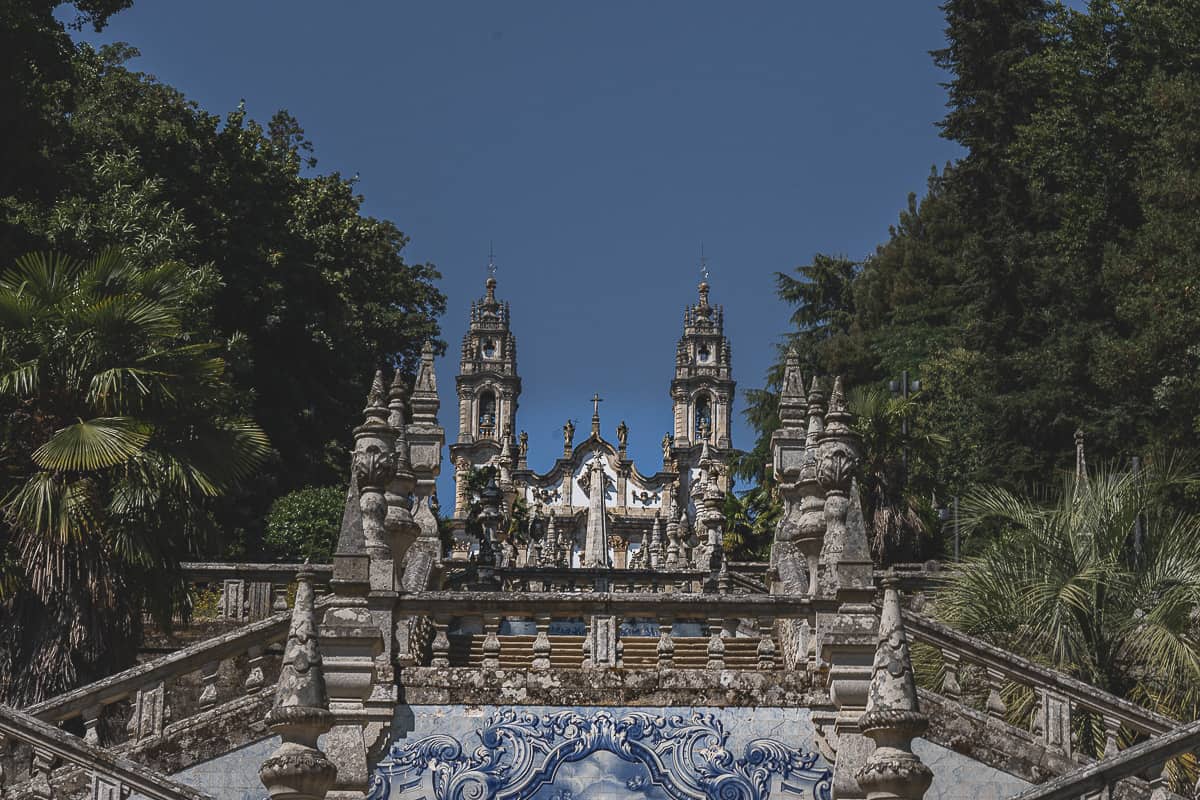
591 393 603 437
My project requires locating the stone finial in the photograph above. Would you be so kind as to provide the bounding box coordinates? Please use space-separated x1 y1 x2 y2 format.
259 568 337 800
855 574 933 800
485 275 497 304
779 347 807 426
366 369 386 410
410 341 440 425
805 376 827 454
824 376 851 435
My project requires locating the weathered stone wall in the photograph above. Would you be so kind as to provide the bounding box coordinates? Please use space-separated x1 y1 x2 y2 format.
915 738 1031 800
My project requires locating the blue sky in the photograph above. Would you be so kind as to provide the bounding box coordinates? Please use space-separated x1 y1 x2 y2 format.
72 3 962 499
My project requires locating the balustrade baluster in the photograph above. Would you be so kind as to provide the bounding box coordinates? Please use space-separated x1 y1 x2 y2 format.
82 704 103 746
126 681 166 742
532 615 553 671
272 584 289 613
941 650 962 701
430 618 451 668
29 747 56 799
706 618 726 670
198 661 221 710
1102 714 1121 759
91 774 131 800
244 645 266 693
481 614 501 670
1036 688 1072 756
615 616 624 668
984 668 1007 722
756 617 776 670
657 617 675 668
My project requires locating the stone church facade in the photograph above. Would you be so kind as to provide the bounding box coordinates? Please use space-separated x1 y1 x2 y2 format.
0 277 1194 800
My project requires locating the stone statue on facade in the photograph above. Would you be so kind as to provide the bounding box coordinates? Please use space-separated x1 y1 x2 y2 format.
563 419 575 454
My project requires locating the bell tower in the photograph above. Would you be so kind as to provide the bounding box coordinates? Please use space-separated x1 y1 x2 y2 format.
671 280 734 451
449 275 521 518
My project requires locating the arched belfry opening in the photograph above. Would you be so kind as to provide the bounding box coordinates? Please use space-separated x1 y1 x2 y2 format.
478 389 497 439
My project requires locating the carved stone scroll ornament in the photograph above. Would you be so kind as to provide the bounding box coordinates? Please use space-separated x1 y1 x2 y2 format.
367 709 831 800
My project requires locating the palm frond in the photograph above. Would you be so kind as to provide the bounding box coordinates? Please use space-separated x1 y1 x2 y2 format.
0 358 39 396
32 417 151 472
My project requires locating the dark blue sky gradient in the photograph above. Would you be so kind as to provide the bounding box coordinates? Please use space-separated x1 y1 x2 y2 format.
71 3 963 499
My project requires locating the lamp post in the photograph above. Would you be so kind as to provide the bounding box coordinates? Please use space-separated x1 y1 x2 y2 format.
888 370 921 481
938 496 960 561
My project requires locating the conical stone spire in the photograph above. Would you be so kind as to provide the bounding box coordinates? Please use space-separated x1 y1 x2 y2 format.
410 341 440 425
259 567 337 800
583 454 611 568
855 574 933 800
779 347 807 426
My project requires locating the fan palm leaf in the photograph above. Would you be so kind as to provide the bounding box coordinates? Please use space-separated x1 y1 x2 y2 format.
936 453 1200 752
0 248 269 705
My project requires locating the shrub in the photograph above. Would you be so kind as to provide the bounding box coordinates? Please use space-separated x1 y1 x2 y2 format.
263 486 345 562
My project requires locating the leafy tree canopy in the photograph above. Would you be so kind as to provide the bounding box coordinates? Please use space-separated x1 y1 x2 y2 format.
742 0 1200 561
1 6 446 550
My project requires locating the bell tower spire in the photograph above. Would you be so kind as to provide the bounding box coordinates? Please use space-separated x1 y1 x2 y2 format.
671 270 734 452
449 253 522 530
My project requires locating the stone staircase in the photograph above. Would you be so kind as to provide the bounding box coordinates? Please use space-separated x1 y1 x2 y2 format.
2 565 1197 799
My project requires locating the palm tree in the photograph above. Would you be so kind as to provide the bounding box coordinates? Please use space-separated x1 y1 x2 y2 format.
849 385 946 563
937 453 1200 754
0 250 269 705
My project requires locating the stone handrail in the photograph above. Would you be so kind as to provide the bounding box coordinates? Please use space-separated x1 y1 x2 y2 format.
400 589 829 618
0 703 214 799
171 561 333 625
28 607 296 726
902 610 1178 737
1009 717 1200 800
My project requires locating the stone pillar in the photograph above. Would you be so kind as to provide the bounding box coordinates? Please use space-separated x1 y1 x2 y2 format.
386 369 419 576
798 377 828 595
611 534 628 570
856 576 933 800
769 350 810 596
402 340 445 594
259 569 337 800
354 371 397 574
814 377 877 800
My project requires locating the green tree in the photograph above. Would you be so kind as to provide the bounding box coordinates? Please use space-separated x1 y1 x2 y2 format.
937 454 1200 755
849 386 946 563
263 486 346 562
722 480 780 563
3 39 446 548
0 249 269 704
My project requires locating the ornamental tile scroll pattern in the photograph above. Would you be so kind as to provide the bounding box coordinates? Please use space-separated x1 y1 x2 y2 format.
368 709 831 800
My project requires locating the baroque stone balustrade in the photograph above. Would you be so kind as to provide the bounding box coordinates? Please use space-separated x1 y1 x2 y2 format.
1009 718 1200 800
901 610 1183 762
24 602 312 750
0 703 213 799
174 561 333 625
399 590 835 671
